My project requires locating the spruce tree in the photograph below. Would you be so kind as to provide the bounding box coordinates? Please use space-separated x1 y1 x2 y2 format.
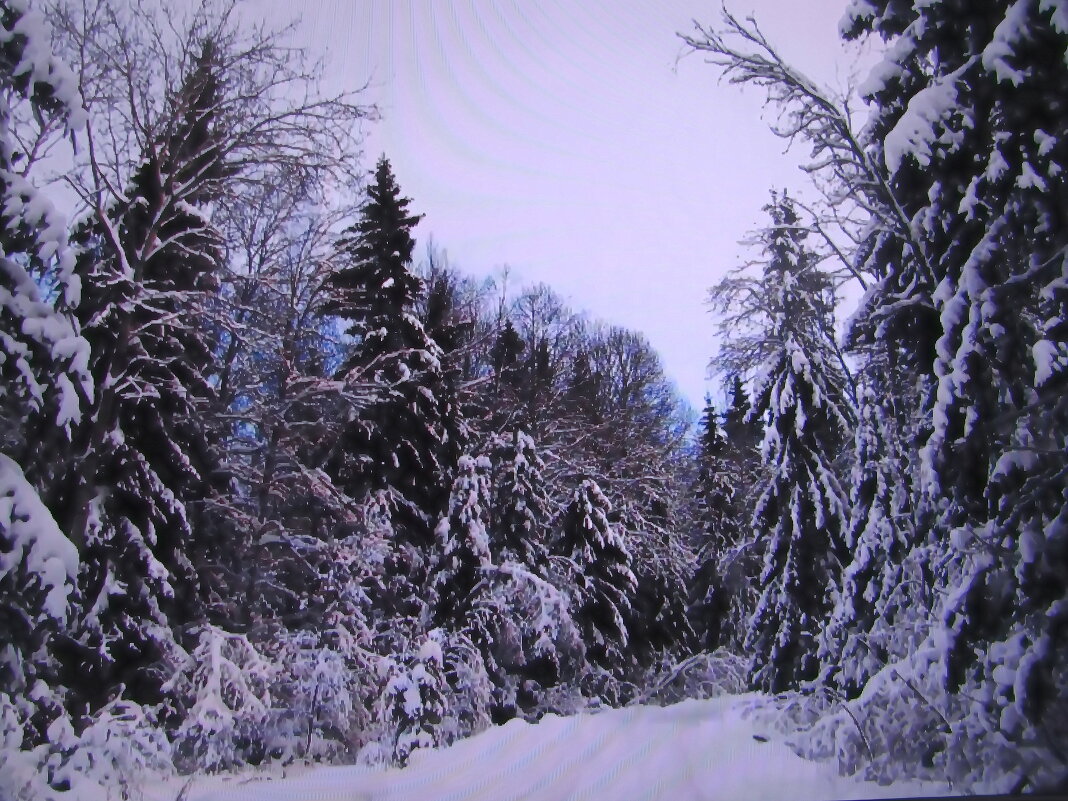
323 157 450 543
818 382 914 697
57 42 228 711
687 396 734 652
431 455 493 628
842 0 1068 779
490 319 525 393
554 479 637 670
420 267 471 477
693 396 736 555
0 2 90 485
429 454 522 724
0 0 88 744
723 375 757 450
625 512 695 670
743 194 853 693
487 318 525 432
721 375 762 512
386 632 446 767
488 430 550 570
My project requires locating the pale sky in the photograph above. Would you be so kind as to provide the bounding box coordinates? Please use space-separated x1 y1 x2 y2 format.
256 0 869 409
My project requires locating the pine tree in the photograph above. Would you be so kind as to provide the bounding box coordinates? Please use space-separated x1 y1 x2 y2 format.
488 430 550 570
742 194 853 693
819 382 914 697
323 157 450 543
431 455 493 628
687 396 735 651
490 319 525 394
840 0 1068 783
554 479 637 671
0 1 90 486
0 2 90 748
56 42 229 711
386 632 446 767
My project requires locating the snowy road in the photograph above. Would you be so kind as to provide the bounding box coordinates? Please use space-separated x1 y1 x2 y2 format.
185 695 950 801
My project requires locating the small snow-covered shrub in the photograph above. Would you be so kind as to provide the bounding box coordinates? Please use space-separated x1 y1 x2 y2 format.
492 561 585 689
774 647 1052 792
383 631 447 766
639 649 749 705
44 698 173 800
266 625 378 763
439 629 494 741
0 691 57 801
3 687 171 800
164 624 273 772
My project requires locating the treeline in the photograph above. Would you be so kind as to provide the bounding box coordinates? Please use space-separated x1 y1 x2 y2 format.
0 1 710 794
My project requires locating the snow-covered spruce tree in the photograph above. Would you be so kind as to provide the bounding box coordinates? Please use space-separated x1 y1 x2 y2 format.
840 0 1068 787
446 432 580 715
0 455 79 759
57 41 229 712
818 380 915 699
488 317 525 427
323 156 452 544
0 0 90 481
727 193 853 693
553 479 637 676
0 0 89 750
431 454 493 628
430 439 581 723
418 261 471 472
430 453 553 724
488 430 551 570
623 508 695 679
687 396 734 652
385 631 447 767
703 376 764 652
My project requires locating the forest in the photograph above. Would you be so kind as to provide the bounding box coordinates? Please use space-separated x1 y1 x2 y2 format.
1 0 1066 797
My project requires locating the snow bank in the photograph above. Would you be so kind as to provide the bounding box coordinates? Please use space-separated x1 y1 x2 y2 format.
184 694 950 801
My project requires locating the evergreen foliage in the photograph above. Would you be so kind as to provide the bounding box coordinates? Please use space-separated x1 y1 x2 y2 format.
687 396 734 651
386 633 446 767
431 455 493 628
818 381 915 698
554 479 637 671
323 157 450 542
7 0 1068 792
58 41 229 712
693 395 736 556
687 0 1068 788
839 0 1068 783
0 0 87 750
740 194 853 693
488 431 551 570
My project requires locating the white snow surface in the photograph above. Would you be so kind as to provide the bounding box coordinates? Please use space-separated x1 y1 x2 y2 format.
174 694 948 801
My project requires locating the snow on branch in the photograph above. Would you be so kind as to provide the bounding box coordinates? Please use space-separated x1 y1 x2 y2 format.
680 6 932 286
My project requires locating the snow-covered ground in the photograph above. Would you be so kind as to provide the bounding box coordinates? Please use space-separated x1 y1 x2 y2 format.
169 694 950 801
